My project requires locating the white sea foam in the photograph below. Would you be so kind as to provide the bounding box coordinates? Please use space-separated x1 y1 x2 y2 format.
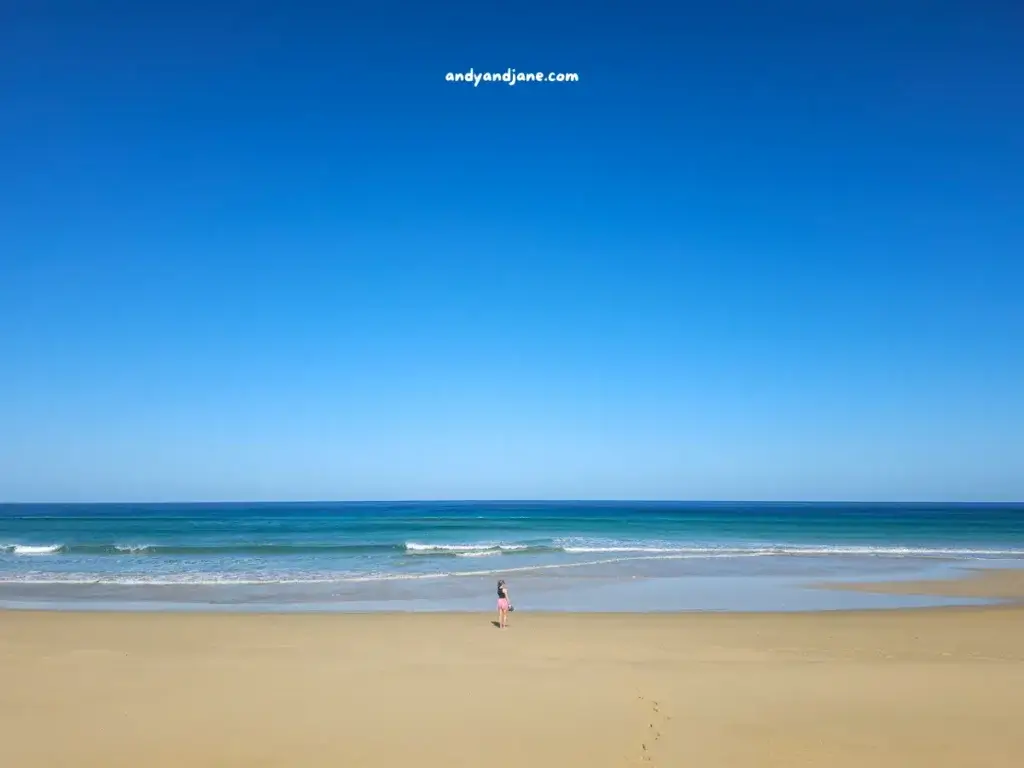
0 552 761 585
1 540 1022 588
559 543 1024 557
1 544 1022 588
563 546 707 554
3 544 65 555
3 540 1017 560
0 573 358 586
404 542 528 553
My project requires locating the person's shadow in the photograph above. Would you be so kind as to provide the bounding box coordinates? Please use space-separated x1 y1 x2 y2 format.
490 621 501 628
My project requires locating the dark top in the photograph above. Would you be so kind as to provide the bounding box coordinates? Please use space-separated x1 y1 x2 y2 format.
497 585 507 599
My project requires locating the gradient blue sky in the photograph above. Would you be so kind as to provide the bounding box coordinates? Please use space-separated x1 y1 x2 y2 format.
1 2 1022 502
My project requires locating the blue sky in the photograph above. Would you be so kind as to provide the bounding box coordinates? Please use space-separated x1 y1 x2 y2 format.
1 2 1022 502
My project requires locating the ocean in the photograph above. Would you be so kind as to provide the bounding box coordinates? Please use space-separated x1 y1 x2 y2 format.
1 502 1022 612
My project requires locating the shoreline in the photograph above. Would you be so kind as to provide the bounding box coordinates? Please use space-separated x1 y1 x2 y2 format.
3 565 1022 614
0 601 1014 617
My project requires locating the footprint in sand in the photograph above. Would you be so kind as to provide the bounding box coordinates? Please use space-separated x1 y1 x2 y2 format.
637 697 669 764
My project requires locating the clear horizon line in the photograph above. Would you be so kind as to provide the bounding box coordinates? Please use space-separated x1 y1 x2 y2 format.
2 498 1022 507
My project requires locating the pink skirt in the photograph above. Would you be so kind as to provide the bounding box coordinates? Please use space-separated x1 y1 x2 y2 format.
497 597 510 611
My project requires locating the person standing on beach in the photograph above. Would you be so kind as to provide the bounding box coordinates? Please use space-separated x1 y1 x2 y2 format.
497 579 510 629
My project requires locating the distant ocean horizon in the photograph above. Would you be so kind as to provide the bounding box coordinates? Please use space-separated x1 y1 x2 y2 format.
2 501 1022 612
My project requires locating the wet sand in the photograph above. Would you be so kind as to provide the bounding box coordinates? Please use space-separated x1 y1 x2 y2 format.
816 566 1024 601
1 605 1023 767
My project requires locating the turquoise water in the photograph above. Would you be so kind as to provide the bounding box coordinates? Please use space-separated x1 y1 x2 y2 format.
1 502 1021 611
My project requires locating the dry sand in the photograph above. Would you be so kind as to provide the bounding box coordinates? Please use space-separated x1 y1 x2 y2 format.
2 606 1023 767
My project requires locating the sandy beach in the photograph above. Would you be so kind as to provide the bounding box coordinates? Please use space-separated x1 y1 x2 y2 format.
819 566 1024 600
2 602 1023 768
